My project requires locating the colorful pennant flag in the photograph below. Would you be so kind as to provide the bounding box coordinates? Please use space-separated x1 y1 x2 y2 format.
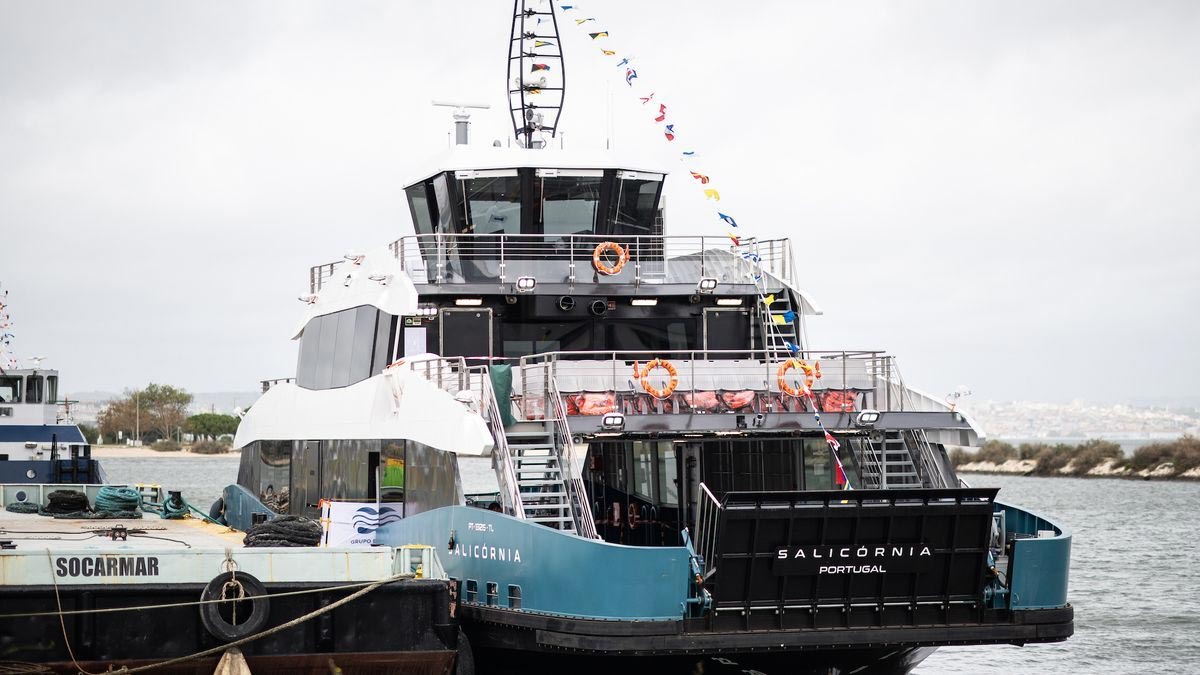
560 4 574 9
575 18 595 25
616 57 631 67
664 124 676 141
728 233 741 246
771 313 786 325
681 151 696 157
625 68 637 85
785 341 801 355
782 310 797 323
534 40 556 47
654 103 667 122
640 93 655 104
601 49 616 56
531 63 551 72
763 294 776 305
703 187 720 201
691 171 710 184
589 32 609 39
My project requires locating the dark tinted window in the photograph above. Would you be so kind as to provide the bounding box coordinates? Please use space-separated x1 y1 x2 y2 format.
610 173 663 235
406 183 434 235
537 174 602 239
296 306 394 390
459 174 521 235
0 376 21 403
25 376 43 404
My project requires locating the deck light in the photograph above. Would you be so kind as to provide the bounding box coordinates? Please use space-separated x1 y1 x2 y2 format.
716 298 743 306
696 277 718 294
455 298 484 306
631 298 658 306
368 271 393 286
298 294 319 304
601 413 625 430
751 413 765 428
856 409 881 427
516 276 537 292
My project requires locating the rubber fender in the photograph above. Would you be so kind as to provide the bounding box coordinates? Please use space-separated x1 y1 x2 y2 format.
455 629 476 675
199 571 271 643
208 496 227 525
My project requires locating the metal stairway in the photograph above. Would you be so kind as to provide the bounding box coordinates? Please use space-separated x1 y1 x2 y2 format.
504 421 576 532
874 430 923 488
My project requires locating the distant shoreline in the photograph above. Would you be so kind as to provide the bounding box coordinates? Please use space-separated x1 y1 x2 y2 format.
90 445 241 459
956 460 1199 481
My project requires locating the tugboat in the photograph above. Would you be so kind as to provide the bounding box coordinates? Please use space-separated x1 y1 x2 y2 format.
227 3 1073 673
0 286 102 485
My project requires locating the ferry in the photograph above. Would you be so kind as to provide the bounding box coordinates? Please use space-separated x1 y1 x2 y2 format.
223 4 1073 670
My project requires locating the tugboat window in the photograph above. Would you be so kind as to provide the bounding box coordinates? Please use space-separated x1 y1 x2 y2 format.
610 172 664 235
25 375 43 404
535 171 603 240
0 376 20 403
458 171 521 236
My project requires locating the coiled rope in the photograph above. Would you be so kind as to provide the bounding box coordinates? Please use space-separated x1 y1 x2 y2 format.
4 502 39 514
95 486 142 512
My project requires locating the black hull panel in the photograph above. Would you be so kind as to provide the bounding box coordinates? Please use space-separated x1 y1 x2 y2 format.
0 579 460 669
460 604 1072 673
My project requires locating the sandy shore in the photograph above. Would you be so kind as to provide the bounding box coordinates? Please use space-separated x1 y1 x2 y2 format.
90 444 241 459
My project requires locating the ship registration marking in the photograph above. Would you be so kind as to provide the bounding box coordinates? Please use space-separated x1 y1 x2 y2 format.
55 556 160 578
772 544 933 575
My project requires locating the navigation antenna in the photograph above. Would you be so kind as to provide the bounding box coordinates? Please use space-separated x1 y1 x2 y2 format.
507 0 566 148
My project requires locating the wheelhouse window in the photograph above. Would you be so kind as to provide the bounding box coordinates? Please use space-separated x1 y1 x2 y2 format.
25 375 43 404
535 169 603 240
457 170 521 236
609 170 664 236
259 440 292 507
46 376 58 403
406 183 434 236
0 376 20 403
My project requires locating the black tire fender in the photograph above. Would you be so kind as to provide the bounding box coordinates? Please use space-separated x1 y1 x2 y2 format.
199 571 270 643
455 628 475 675
208 496 227 525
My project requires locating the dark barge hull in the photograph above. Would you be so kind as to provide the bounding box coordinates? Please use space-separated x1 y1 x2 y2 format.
460 604 1072 674
0 578 465 673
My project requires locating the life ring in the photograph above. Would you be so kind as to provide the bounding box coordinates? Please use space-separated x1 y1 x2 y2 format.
777 359 821 398
199 571 271 643
634 359 679 399
592 241 629 275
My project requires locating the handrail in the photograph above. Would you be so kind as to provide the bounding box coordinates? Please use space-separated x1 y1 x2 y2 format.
548 376 600 539
476 367 526 518
694 482 722 577
380 232 797 287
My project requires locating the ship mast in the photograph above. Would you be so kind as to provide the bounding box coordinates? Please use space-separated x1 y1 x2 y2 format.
507 0 566 148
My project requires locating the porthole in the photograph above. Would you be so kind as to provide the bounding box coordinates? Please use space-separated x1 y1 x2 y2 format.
25 469 37 480
14 490 28 502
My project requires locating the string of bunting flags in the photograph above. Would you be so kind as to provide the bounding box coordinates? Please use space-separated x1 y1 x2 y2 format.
553 1 851 489
0 286 16 372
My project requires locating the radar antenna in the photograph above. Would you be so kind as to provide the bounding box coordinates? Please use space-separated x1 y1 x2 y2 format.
507 0 566 148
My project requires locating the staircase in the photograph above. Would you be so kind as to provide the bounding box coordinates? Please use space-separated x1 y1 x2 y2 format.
756 293 799 356
873 431 923 488
504 421 576 532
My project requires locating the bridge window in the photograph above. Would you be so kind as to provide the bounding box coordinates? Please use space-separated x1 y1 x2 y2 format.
0 376 20 403
406 183 434 236
536 170 603 240
24 376 43 404
46 376 58 403
457 170 521 236
609 171 664 235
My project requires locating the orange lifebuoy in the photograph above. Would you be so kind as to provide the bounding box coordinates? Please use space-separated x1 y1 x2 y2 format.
634 358 679 399
592 241 629 275
777 359 821 398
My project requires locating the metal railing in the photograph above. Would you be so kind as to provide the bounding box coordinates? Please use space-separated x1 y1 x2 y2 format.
381 233 796 288
547 377 599 539
694 482 723 578
389 356 525 517
261 378 295 393
517 349 903 416
476 367 526 518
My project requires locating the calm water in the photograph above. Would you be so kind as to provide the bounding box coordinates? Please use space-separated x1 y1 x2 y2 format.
100 457 1200 673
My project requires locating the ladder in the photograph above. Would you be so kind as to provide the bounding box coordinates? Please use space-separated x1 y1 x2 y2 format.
504 421 576 531
759 293 800 356
874 431 923 488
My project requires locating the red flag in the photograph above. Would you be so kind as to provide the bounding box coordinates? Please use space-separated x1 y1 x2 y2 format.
834 461 847 486
655 103 667 122
824 430 840 452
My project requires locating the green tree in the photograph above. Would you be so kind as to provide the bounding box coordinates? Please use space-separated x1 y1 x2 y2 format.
97 384 193 443
185 413 240 441
78 423 100 445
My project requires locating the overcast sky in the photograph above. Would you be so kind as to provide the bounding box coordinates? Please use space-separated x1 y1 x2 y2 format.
1 0 1197 405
